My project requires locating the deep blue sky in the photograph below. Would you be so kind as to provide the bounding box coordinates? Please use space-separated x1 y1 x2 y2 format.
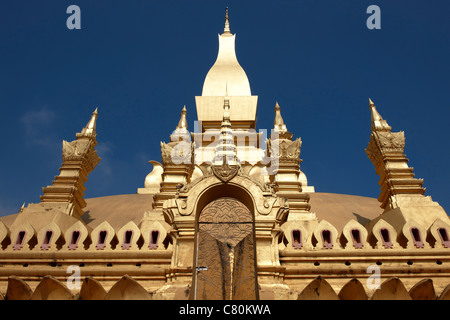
0 1 449 217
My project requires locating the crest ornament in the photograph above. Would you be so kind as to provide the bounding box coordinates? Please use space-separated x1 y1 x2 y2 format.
211 156 239 183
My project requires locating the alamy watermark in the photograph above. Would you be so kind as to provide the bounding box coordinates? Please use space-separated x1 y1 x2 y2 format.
66 265 81 290
367 5 381 30
66 5 381 31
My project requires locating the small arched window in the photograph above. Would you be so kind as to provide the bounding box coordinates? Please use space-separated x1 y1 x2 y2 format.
96 230 108 250
291 230 302 249
379 228 393 249
351 229 363 249
410 227 424 248
122 230 133 250
149 230 159 249
13 231 26 250
438 228 450 248
321 230 333 249
68 230 81 250
41 230 53 250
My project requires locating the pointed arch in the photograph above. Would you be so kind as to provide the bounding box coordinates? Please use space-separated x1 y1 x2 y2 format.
438 283 450 300
370 278 411 300
297 277 338 300
105 275 151 300
30 276 74 300
80 277 107 300
6 276 32 300
409 279 436 300
338 278 367 300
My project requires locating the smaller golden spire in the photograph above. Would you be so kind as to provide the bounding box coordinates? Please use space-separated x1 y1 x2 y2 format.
176 105 188 130
369 98 391 132
271 102 293 140
77 108 98 141
274 102 285 130
223 7 231 35
171 106 190 142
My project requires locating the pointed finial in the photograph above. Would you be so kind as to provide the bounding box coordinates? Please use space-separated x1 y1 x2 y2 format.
274 102 286 130
223 7 231 34
78 107 98 139
176 105 188 130
368 98 391 132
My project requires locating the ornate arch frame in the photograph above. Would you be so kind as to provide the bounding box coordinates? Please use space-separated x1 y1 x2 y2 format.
162 173 289 293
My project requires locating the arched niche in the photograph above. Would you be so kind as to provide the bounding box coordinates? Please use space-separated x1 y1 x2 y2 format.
341 219 371 250
141 220 170 250
37 221 63 251
280 221 312 250
63 220 90 251
428 218 450 249
312 220 339 250
90 221 116 250
370 219 400 249
9 221 36 251
117 221 141 251
402 220 430 249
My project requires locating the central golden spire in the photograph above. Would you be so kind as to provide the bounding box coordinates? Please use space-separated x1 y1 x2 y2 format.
223 7 231 35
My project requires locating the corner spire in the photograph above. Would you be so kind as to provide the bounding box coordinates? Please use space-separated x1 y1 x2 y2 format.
170 105 190 142
223 7 231 35
177 105 188 130
77 108 98 142
369 99 391 132
274 102 286 132
271 102 293 140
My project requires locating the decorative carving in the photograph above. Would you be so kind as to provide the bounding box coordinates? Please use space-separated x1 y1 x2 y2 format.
160 141 193 165
377 131 405 153
194 198 258 300
211 160 239 183
365 135 382 165
267 138 301 161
